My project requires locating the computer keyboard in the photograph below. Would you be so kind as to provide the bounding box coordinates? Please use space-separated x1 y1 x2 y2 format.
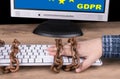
0 44 102 66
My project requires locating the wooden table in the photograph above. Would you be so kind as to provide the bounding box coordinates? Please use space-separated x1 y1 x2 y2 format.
0 22 120 79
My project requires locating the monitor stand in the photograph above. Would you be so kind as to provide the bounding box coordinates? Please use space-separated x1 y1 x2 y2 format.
33 20 83 38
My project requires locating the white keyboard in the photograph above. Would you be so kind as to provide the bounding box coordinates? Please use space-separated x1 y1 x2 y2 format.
0 45 102 66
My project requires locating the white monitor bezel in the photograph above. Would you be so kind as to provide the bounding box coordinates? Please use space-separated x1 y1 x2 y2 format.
10 0 110 21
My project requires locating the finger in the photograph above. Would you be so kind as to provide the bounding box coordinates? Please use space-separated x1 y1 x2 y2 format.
61 44 71 56
48 52 56 56
64 44 71 49
48 44 71 56
75 56 96 73
47 47 57 52
46 45 56 50
48 46 70 56
48 45 56 49
49 45 56 47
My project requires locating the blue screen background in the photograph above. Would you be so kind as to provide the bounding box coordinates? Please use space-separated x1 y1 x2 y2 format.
14 0 105 13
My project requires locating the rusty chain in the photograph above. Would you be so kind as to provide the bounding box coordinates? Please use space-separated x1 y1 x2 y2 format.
0 39 5 74
51 37 80 73
0 38 79 74
51 39 63 73
0 39 5 47
0 39 20 74
62 37 80 71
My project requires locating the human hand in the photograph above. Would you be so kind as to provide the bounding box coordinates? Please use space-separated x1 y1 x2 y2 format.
47 38 102 73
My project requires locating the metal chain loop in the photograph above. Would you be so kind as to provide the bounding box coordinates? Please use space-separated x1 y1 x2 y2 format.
51 39 63 73
1 39 20 74
62 37 80 71
0 38 79 74
0 39 5 74
0 39 5 47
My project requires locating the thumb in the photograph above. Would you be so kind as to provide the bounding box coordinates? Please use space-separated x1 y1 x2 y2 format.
75 57 96 73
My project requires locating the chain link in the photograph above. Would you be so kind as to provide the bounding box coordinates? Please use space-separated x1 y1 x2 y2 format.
0 39 5 74
51 39 63 73
51 37 80 73
0 39 20 74
62 37 80 71
0 39 5 47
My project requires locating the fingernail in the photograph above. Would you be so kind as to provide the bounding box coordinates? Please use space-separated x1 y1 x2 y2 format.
76 68 81 73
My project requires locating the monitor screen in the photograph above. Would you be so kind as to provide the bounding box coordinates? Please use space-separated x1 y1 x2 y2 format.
11 0 110 21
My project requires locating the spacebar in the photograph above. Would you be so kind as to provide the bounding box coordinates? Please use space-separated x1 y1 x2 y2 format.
0 62 71 66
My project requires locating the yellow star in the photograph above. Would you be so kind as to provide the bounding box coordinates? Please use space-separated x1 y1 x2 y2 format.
59 0 65 4
69 0 74 3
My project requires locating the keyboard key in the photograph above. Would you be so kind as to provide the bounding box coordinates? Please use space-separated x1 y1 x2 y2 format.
29 59 34 63
30 55 36 59
43 57 54 63
63 57 69 63
35 58 42 63
24 55 29 59
3 52 8 55
5 55 9 59
0 59 10 64
17 55 23 59
22 59 28 63
0 56 4 59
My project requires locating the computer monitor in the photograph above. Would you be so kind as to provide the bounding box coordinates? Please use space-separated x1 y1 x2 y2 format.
10 0 110 38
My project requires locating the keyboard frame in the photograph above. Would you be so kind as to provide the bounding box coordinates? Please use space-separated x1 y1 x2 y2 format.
0 44 103 66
